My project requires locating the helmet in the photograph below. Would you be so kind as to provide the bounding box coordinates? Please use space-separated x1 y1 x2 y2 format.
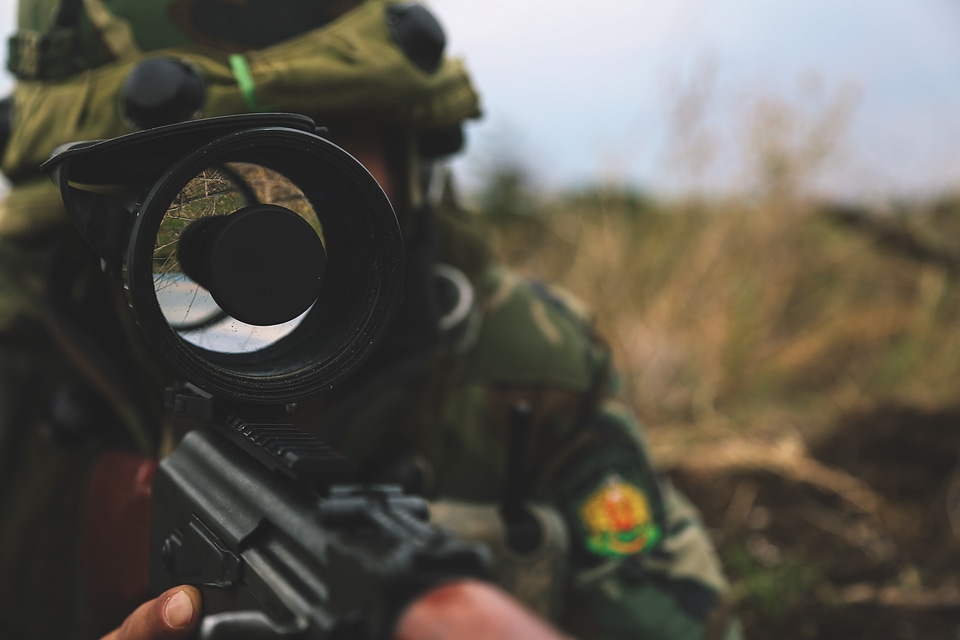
3 0 481 183
10 0 369 77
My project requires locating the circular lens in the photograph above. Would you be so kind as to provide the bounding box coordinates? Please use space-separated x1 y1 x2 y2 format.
153 163 325 353
125 126 403 404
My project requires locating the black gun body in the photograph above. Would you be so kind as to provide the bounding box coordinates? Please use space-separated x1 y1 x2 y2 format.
150 428 487 639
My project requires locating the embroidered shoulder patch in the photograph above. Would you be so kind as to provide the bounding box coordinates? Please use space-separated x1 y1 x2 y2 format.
579 475 661 557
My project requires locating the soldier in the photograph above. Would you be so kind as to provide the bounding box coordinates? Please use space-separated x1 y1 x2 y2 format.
0 1 737 639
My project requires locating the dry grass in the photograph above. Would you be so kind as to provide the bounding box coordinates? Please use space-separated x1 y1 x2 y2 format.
481 192 960 439
462 67 960 634
477 191 960 635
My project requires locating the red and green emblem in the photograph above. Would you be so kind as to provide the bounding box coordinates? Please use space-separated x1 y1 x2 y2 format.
579 475 660 557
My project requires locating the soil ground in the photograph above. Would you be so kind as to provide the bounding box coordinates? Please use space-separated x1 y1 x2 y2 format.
665 403 960 639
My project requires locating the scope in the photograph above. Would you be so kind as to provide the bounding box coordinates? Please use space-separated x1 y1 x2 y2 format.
42 113 404 405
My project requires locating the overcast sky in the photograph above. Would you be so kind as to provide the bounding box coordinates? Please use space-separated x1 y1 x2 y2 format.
1 0 958 199
429 0 960 199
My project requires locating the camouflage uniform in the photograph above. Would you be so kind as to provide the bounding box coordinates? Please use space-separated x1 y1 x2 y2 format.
0 1 736 638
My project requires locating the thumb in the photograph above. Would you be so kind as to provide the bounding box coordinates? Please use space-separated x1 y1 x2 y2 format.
101 586 202 640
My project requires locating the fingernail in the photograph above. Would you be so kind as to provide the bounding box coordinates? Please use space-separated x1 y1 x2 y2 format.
163 590 194 629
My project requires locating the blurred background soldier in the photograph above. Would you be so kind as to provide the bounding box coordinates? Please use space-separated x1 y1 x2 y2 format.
0 1 737 638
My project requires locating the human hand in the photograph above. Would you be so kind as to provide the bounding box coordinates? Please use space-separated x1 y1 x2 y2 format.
100 586 201 640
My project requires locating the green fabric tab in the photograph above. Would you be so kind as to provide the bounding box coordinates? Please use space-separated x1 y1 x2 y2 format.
229 54 259 112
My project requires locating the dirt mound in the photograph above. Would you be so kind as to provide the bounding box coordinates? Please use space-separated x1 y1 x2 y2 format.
668 402 960 639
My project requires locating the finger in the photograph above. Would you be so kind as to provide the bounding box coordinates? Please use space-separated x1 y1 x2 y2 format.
101 586 202 640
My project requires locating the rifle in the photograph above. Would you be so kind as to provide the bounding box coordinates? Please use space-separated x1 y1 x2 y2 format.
42 114 562 639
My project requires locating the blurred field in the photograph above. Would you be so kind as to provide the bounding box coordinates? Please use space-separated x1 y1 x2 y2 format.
475 188 960 638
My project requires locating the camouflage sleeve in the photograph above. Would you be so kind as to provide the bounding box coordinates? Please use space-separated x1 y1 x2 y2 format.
0 338 101 640
537 401 735 640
